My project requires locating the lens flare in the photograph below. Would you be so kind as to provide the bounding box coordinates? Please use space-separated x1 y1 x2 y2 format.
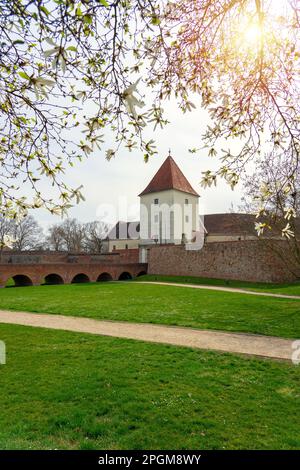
243 24 263 44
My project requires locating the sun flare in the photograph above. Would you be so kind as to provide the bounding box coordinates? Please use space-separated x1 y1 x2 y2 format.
243 24 263 44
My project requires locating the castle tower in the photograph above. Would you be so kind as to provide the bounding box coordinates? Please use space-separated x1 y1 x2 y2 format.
139 155 200 245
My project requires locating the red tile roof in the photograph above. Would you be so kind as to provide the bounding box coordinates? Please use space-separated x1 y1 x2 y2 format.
204 213 257 236
139 156 199 197
204 213 300 238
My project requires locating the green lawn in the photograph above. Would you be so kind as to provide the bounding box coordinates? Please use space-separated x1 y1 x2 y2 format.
0 323 299 450
136 274 300 296
0 282 299 338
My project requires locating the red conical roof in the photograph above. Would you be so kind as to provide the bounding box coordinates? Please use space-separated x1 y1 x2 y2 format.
139 156 199 197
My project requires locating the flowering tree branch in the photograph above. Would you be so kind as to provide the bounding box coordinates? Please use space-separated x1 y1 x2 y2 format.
0 0 298 241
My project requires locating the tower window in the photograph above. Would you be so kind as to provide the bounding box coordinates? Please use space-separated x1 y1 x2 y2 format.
185 198 189 204
125 244 128 249
154 198 159 205
154 214 159 223
185 215 189 223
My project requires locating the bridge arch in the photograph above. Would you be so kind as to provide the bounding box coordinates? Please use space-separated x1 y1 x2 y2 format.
9 274 33 287
44 273 64 285
137 271 147 277
71 273 90 284
97 272 113 282
118 271 133 281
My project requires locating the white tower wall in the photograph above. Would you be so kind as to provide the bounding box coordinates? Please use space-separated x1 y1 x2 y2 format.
140 189 199 245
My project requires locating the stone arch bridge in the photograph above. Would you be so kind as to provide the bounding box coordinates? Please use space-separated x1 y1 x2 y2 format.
0 249 147 287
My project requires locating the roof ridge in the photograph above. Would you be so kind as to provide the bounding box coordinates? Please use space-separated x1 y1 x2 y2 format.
139 155 199 197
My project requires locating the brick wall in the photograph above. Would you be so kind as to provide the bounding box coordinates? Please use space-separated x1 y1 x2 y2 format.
0 249 140 265
148 240 300 283
112 249 140 263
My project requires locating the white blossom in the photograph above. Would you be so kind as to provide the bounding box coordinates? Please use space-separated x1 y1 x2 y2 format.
83 119 103 133
282 223 294 239
32 76 55 99
76 90 86 100
2 234 15 249
80 143 93 156
201 171 217 189
284 207 296 220
71 185 85 204
105 149 115 161
32 197 43 208
50 206 63 216
123 79 145 118
255 222 267 236
256 207 266 218
44 40 67 73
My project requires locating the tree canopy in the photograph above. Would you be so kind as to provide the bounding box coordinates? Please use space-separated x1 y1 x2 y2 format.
0 0 299 236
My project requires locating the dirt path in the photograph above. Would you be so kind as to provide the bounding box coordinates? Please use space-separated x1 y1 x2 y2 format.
0 310 295 361
138 281 300 300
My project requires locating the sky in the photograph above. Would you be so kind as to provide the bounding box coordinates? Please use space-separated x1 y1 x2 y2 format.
33 98 245 231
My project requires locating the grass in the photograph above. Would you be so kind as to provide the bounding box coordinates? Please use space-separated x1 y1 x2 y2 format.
136 274 300 296
0 323 300 450
0 282 300 338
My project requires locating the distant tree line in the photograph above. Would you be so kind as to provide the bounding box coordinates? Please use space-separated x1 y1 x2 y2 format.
0 216 109 253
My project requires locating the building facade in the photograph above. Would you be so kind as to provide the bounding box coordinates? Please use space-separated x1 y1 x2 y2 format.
139 156 200 245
